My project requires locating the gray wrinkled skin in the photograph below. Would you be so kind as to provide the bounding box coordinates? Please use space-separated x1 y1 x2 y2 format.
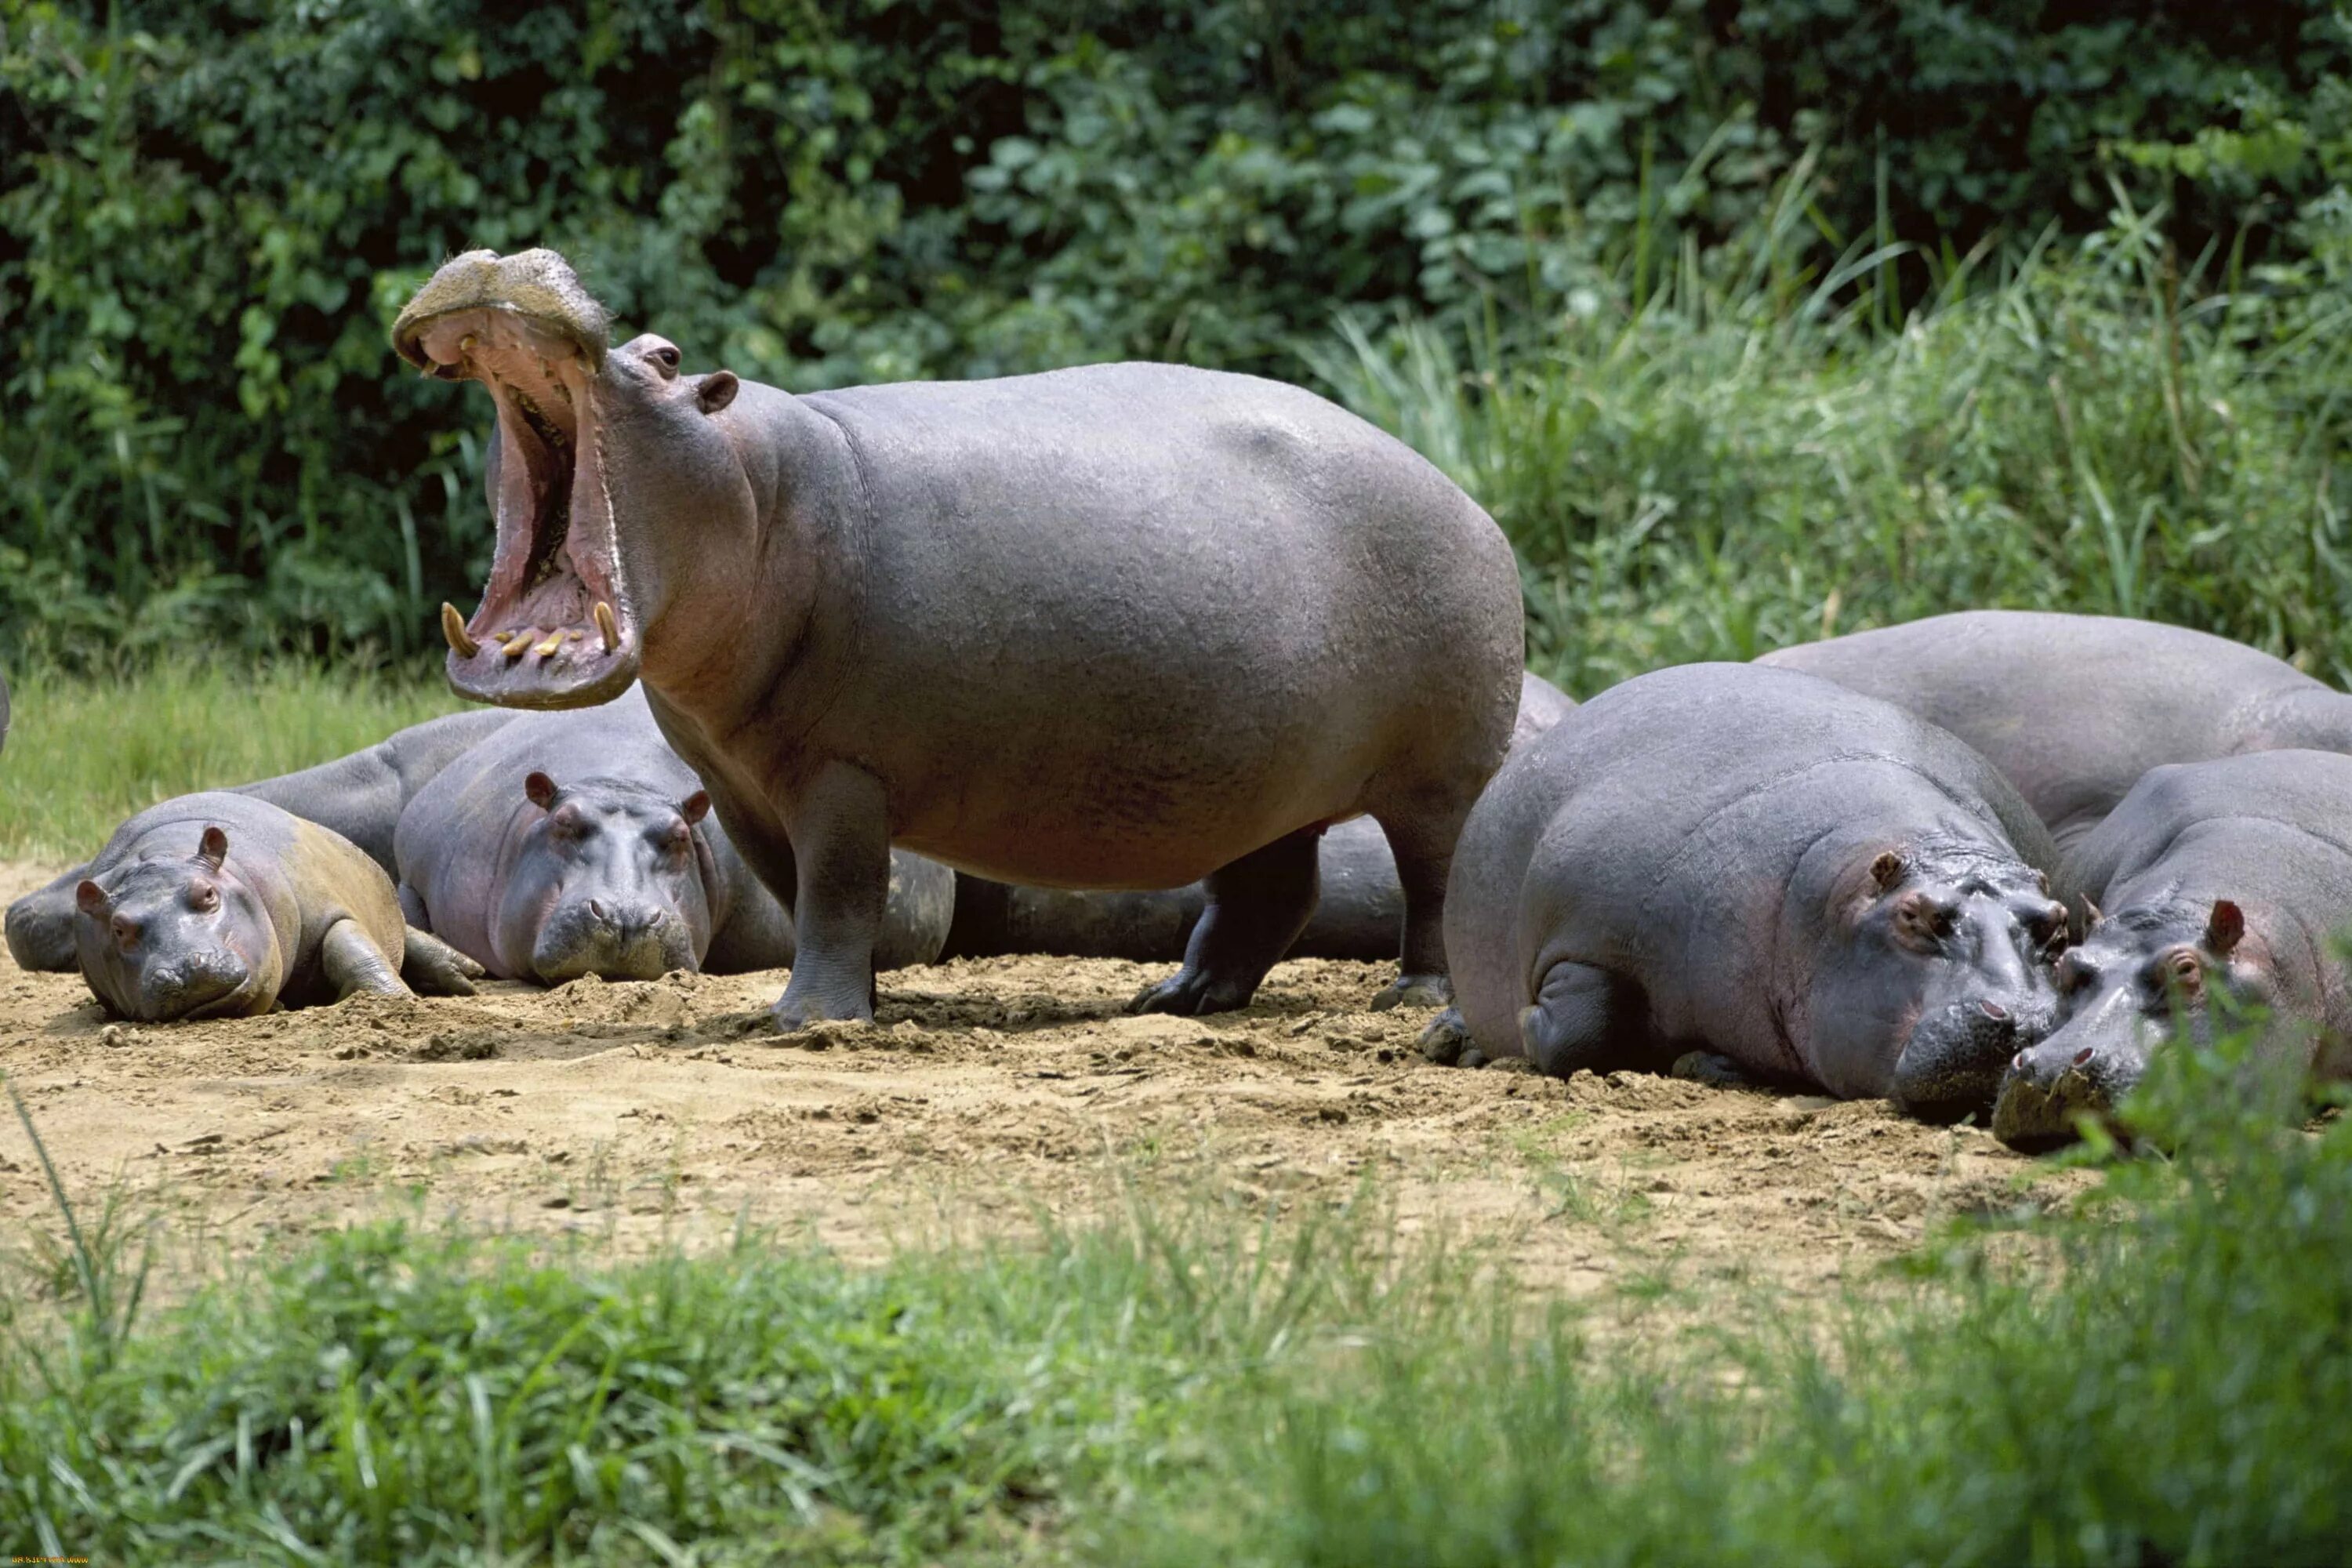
945 672 1577 962
1992 750 2352 1148
1439 664 2068 1117
397 249 1524 1029
66 793 419 1022
1761 610 2352 853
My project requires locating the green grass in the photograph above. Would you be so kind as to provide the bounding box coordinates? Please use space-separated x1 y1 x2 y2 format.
0 659 459 860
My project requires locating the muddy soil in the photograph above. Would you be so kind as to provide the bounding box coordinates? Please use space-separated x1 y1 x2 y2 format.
0 859 2080 1310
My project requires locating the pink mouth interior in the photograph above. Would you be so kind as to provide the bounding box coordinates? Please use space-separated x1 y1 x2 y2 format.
416 309 638 704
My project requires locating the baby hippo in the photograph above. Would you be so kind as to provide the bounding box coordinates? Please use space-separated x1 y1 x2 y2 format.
1993 750 2352 1148
1430 664 2069 1117
70 793 480 1022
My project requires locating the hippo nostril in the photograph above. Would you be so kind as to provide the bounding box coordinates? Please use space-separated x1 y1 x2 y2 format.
588 898 608 922
1978 999 2009 1022
2012 1051 2027 1072
2072 1047 2094 1068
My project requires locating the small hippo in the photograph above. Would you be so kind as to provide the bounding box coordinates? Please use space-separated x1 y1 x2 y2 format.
1760 611 2352 851
1992 750 2352 1148
395 249 1524 1028
1430 664 2070 1116
396 688 954 982
67 793 481 1022
944 672 1577 962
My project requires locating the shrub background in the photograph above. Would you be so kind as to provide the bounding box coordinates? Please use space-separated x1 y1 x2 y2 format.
4 1 2351 670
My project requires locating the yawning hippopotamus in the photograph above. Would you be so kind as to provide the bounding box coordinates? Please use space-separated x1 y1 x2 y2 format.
1759 611 2352 851
394 248 1523 1028
1992 749 2352 1148
944 672 1577 962
66 793 481 1021
1428 664 2069 1116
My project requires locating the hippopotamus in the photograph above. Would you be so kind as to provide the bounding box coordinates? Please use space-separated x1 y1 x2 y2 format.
1991 750 2352 1148
1428 663 2071 1116
65 793 481 1021
394 248 1524 1029
6 689 954 985
394 688 953 982
943 672 1577 962
1759 611 2352 851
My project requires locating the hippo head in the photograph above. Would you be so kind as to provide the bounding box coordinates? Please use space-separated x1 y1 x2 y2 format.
1809 839 2067 1118
1991 898 2261 1149
498 771 717 983
72 826 284 1022
394 249 749 710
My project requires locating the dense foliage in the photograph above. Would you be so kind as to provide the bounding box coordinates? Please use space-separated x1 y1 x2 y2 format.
2 1 2349 659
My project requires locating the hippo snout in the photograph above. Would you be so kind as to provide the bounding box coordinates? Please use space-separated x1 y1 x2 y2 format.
1992 1034 2137 1150
532 898 695 983
1890 992 2056 1122
136 952 252 1022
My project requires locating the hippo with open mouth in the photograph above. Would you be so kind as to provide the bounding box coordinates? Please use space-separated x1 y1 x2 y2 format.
394 248 1523 1030
1992 749 2352 1148
1427 664 2070 1118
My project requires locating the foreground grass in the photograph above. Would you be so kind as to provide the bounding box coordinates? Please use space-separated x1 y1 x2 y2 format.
3 1055 2347 1566
0 659 457 860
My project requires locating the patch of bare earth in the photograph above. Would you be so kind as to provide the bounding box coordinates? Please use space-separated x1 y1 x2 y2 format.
0 858 2083 1313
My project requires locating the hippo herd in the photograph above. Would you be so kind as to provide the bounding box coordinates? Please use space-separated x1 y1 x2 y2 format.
6 245 2352 1153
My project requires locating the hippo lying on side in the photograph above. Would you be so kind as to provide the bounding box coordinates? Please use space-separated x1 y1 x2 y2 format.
396 248 1523 1029
67 793 481 1022
1992 750 2352 1148
1760 611 2352 851
1428 664 2070 1117
946 672 1577 963
7 688 955 985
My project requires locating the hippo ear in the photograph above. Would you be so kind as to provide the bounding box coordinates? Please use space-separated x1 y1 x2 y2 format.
75 880 110 918
524 771 560 810
198 825 228 871
680 789 711 826
2082 897 2103 931
2204 899 2245 958
695 370 739 416
1869 850 1905 892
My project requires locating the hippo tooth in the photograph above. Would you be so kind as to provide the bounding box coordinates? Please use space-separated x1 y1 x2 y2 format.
565 628 583 641
503 634 532 661
441 603 481 659
532 633 564 659
594 601 619 652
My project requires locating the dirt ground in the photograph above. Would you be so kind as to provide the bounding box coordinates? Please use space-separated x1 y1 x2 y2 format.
0 858 2081 1309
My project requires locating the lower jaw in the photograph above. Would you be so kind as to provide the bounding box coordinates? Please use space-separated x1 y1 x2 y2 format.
447 646 641 710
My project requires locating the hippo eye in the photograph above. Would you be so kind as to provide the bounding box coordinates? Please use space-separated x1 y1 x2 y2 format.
650 344 681 376
189 884 219 913
2056 952 2096 996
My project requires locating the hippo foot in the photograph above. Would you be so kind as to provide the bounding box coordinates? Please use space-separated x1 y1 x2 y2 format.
1670 1051 1758 1091
1371 972 1451 1012
1127 969 1258 1017
771 986 877 1034
402 928 485 998
1417 1007 1473 1065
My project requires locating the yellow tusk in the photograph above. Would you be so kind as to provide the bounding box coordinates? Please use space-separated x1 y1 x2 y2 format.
593 601 620 652
441 603 481 659
532 633 564 659
503 633 532 661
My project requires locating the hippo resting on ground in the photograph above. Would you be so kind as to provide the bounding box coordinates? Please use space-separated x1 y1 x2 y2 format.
945 672 1576 963
65 793 481 1022
6 688 955 984
1759 611 2352 851
1993 750 2352 1148
1426 664 2071 1118
394 249 1524 1029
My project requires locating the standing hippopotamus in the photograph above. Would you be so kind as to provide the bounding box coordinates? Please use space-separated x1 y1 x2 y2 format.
1992 750 2352 1148
1759 611 2352 851
67 793 481 1021
396 688 953 982
1432 664 2070 1116
394 249 1523 1029
944 671 1577 962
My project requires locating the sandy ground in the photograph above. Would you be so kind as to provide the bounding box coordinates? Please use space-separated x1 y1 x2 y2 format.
0 859 2082 1309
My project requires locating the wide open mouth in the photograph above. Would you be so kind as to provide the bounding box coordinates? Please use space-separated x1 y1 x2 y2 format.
412 307 640 709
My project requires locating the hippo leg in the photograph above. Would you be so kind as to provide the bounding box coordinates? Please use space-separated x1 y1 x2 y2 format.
1367 812 1460 1011
397 881 430 929
1128 826 1323 1017
402 927 484 997
1418 1006 1475 1065
319 919 412 1000
1517 960 1645 1078
771 764 891 1031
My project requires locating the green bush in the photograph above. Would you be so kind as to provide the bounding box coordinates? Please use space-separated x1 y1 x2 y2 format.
3 1 2347 658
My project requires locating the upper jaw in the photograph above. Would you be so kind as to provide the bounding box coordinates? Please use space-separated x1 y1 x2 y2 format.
408 305 643 708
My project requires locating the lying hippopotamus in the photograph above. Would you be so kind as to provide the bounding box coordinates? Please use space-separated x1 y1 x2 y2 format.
6 689 954 985
66 793 481 1021
1992 750 2352 1148
945 672 1577 962
1429 664 2070 1116
395 249 1523 1028
1759 611 2352 851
